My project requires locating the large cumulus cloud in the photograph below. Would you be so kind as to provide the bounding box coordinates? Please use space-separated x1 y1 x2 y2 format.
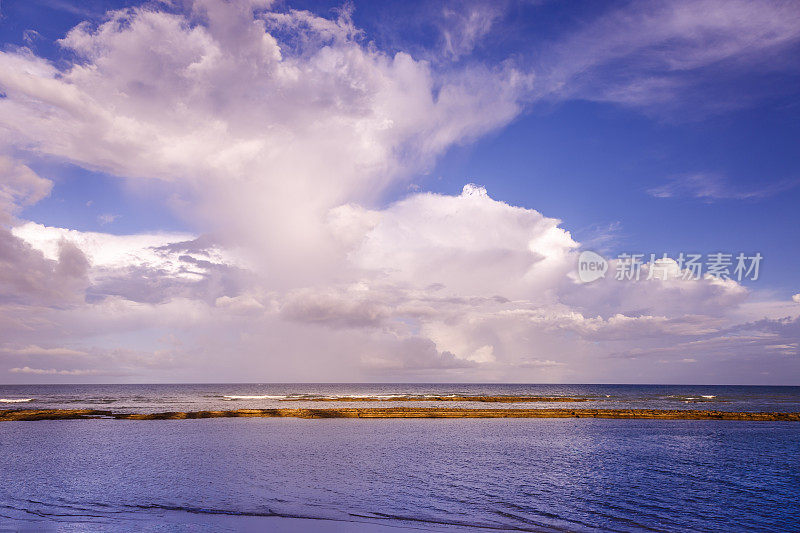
0 0 797 383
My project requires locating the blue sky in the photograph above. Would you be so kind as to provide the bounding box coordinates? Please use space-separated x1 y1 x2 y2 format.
1 0 799 383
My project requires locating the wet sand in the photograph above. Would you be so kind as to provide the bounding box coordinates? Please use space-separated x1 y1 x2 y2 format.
3 408 799 421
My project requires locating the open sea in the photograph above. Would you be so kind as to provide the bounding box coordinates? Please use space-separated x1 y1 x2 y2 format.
1 384 799 531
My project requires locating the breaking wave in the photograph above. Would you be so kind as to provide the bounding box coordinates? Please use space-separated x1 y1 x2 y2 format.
222 395 287 401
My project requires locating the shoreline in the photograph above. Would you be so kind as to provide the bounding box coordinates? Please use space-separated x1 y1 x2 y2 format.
2 407 800 421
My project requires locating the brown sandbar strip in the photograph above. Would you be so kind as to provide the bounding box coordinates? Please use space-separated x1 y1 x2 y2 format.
284 396 591 402
2 408 799 421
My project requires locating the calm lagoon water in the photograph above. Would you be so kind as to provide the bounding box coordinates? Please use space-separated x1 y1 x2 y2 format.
1 385 799 531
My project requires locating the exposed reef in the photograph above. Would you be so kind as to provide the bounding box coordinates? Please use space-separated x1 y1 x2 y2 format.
284 396 591 402
3 408 800 421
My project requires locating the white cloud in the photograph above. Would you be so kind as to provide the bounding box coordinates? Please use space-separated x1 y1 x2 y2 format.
1 183 798 382
0 156 52 224
520 359 566 368
9 222 255 306
347 184 578 296
9 366 104 376
0 226 89 306
0 1 798 383
0 2 529 290
14 222 202 275
1 345 89 357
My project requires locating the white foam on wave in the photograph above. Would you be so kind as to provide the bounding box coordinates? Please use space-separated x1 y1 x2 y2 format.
222 395 286 400
701 395 716 399
317 394 408 400
0 398 34 403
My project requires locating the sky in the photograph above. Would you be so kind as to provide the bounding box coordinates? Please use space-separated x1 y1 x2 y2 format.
0 0 799 384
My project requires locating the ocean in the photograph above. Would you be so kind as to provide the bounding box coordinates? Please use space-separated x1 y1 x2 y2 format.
3 383 800 413
1 384 799 531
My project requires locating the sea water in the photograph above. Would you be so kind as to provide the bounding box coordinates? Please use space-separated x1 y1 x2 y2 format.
1 385 799 531
2 383 800 413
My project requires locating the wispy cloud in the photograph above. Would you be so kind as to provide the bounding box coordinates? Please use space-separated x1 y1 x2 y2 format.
34 0 107 19
574 221 622 253
97 213 120 225
537 0 800 114
439 1 505 60
648 173 799 200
